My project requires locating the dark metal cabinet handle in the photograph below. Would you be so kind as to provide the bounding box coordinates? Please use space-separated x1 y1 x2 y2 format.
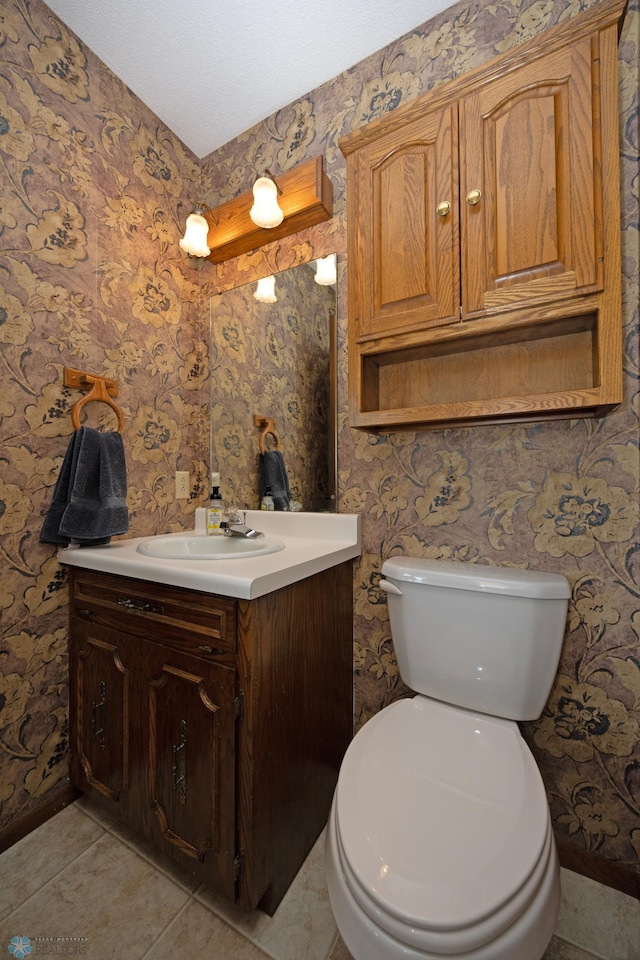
197 644 225 655
91 681 107 752
172 720 187 804
117 596 165 615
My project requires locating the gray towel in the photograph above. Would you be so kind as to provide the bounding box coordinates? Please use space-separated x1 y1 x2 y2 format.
259 450 290 511
40 426 129 546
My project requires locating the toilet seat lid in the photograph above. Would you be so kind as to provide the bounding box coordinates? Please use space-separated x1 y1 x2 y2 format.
335 697 549 932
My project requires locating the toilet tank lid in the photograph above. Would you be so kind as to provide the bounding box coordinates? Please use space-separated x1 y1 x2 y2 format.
381 557 571 599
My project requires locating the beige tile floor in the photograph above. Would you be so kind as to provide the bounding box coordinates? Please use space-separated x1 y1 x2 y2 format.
1 797 638 960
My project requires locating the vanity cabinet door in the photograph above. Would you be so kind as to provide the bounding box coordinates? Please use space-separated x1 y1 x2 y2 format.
69 568 239 897
143 641 237 900
460 36 600 318
350 104 459 340
69 622 134 806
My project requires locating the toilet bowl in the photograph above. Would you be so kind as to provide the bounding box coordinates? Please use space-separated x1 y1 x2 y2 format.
325 557 570 960
326 697 560 960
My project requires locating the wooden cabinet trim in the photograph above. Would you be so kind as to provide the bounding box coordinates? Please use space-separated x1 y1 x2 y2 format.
71 568 237 663
72 631 130 802
343 0 625 430
339 0 627 156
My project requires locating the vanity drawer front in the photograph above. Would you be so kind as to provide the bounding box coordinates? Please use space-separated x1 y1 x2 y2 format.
70 569 236 663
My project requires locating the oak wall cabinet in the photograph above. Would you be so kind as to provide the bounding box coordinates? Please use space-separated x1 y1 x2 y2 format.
69 565 352 915
340 0 626 430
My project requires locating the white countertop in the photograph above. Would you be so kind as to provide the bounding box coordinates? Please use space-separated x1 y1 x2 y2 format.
57 510 361 600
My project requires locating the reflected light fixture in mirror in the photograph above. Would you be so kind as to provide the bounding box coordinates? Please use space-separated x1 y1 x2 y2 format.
253 275 277 303
250 175 284 228
179 206 211 257
314 254 337 286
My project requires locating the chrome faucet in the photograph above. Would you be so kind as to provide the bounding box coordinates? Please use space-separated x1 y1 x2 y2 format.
221 508 264 539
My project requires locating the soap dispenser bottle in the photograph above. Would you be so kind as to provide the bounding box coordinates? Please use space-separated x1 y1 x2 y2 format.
207 472 225 535
261 485 275 511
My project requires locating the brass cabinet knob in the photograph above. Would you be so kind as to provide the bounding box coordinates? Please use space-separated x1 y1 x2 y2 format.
465 189 482 206
436 201 451 217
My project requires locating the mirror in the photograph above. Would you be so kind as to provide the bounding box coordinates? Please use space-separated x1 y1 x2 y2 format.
210 258 337 512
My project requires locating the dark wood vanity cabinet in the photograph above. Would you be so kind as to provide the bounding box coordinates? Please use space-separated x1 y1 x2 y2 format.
69 564 353 914
340 0 625 430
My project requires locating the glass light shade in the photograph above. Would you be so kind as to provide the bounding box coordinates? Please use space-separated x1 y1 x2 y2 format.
179 212 211 257
253 275 277 303
314 254 337 285
250 177 284 228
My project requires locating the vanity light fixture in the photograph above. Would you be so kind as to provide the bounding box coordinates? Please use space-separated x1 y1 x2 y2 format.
314 253 337 286
249 172 284 228
184 155 333 264
253 275 277 303
179 205 212 258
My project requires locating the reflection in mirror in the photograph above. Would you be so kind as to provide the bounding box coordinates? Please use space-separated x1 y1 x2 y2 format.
210 258 337 512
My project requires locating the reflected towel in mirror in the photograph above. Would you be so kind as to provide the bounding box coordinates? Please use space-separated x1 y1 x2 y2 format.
259 450 291 511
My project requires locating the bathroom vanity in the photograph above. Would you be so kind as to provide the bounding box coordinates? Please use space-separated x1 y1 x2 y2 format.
60 513 360 915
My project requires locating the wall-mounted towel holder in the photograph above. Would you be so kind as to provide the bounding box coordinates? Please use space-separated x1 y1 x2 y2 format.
253 415 282 454
64 366 125 434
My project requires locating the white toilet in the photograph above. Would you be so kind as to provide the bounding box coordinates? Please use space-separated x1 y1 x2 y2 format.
326 557 571 960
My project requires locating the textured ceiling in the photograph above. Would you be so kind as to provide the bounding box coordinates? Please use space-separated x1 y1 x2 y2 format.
44 0 454 158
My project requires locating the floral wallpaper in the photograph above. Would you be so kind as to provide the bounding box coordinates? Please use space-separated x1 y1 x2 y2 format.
0 0 638 884
0 0 209 830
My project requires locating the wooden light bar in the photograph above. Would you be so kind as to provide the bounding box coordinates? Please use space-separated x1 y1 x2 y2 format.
204 155 333 263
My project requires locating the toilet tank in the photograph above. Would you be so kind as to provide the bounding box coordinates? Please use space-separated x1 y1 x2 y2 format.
380 558 571 721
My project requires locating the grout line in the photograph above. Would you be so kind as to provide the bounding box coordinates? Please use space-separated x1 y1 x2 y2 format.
139 892 275 960
1 821 195 960
190 890 284 960
109 825 203 895
138 896 193 960
550 935 609 960
75 800 202 895
73 799 122 833
0 831 107 924
74 800 200 896
326 931 341 960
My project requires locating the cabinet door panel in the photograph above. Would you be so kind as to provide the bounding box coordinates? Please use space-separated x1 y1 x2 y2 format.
356 105 459 337
146 650 236 899
461 37 599 316
71 629 130 802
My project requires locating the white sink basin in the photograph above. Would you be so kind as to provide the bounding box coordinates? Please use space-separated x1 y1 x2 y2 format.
136 533 285 560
